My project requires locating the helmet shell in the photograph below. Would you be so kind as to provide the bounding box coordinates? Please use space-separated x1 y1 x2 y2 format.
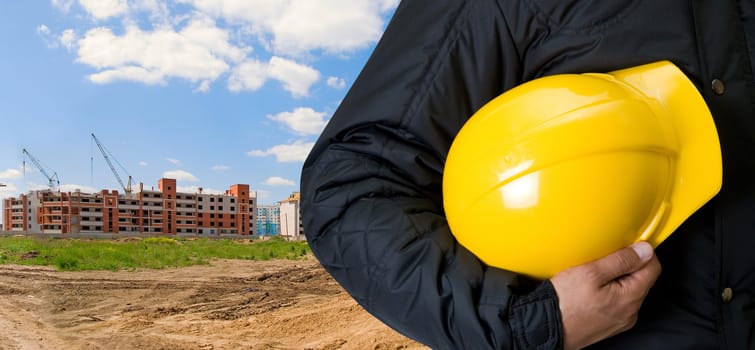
443 61 722 279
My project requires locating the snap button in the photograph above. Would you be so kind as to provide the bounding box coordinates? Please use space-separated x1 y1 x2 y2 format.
711 79 725 95
721 287 733 303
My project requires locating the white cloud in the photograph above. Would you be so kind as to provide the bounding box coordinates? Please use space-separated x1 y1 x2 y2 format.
37 24 51 35
182 0 397 56
327 76 346 89
89 66 166 85
138 161 148 166
37 26 76 52
76 16 249 87
38 26 77 52
212 165 229 171
247 140 314 163
45 0 397 96
78 0 129 20
195 80 211 93
37 24 59 49
59 29 77 51
228 56 319 97
271 1 387 56
166 158 182 166
52 0 75 13
379 0 400 11
0 169 22 180
177 185 224 195
47 0 397 95
267 107 328 136
130 0 172 25
228 59 267 92
163 170 199 182
179 15 249 62
264 176 295 186
268 56 319 97
24 182 50 192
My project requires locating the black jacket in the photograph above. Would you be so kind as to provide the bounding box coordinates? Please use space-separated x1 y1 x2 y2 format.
302 0 755 349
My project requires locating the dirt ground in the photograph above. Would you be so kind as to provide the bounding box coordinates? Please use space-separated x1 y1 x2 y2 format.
0 256 428 350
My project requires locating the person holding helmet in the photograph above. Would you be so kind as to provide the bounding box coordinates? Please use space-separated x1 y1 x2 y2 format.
301 1 754 349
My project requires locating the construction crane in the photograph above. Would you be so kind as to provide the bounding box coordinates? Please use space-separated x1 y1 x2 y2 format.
22 148 60 191
91 133 136 194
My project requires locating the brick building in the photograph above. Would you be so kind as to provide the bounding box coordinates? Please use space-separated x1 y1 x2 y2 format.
2 178 257 235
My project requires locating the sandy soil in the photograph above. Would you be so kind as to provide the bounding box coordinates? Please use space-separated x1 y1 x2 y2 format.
0 257 428 350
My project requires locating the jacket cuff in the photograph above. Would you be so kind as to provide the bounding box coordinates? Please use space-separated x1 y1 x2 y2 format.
509 280 563 350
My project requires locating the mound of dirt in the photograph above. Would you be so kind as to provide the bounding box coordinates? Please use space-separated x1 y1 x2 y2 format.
0 257 428 350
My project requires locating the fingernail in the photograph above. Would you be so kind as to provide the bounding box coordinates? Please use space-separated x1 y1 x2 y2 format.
632 241 653 261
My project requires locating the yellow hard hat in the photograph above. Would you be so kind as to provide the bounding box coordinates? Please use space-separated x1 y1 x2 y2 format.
443 61 722 280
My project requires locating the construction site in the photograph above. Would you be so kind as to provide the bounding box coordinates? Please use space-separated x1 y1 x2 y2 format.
0 254 425 349
1 134 303 240
0 137 419 349
3 177 255 235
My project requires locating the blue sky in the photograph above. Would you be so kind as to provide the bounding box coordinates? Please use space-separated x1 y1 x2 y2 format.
0 0 398 215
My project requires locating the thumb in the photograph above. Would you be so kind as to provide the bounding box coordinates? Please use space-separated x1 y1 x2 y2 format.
587 242 654 284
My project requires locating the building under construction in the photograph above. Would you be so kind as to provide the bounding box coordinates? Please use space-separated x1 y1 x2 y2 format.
256 204 280 236
279 192 303 240
2 178 257 235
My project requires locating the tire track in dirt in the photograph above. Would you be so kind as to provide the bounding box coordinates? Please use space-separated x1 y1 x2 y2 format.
0 258 427 350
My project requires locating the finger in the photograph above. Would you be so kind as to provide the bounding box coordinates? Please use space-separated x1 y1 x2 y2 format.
588 242 654 284
617 255 662 296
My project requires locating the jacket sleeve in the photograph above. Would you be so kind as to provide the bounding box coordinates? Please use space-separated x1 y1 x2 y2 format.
301 0 563 349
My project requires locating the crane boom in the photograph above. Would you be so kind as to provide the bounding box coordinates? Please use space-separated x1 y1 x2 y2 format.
22 148 60 191
91 133 134 194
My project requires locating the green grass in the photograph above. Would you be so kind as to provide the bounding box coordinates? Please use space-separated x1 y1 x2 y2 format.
0 236 311 271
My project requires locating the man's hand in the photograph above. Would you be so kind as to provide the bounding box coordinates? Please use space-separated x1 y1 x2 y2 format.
550 242 661 350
